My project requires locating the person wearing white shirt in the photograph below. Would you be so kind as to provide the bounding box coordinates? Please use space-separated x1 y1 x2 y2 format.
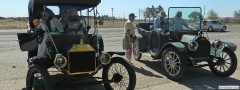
37 8 64 58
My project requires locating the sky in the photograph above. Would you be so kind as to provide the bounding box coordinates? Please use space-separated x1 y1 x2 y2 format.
0 0 239 19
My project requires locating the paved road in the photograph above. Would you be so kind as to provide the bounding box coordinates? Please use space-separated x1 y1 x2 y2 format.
0 27 239 90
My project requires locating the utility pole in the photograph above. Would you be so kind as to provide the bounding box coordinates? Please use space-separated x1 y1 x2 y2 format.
124 11 125 20
139 8 141 21
204 5 206 19
111 8 114 28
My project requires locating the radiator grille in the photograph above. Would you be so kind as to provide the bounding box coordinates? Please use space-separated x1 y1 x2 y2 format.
68 51 96 74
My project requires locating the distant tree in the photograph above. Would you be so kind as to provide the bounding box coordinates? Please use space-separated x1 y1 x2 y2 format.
234 10 240 18
0 16 5 19
188 11 202 22
143 5 164 22
207 9 219 20
143 7 151 22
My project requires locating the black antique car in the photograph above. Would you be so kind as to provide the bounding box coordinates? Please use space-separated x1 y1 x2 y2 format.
133 7 237 81
17 0 136 90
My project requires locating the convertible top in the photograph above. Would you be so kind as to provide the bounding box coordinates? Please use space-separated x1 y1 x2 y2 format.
29 0 101 7
28 0 101 29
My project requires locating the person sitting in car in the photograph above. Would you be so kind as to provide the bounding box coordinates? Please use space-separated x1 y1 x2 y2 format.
171 11 191 31
60 8 87 35
37 8 64 58
153 10 167 30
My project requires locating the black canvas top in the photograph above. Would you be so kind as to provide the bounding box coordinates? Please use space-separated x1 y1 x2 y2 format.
29 0 101 7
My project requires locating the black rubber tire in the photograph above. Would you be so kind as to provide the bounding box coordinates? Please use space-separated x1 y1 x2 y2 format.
26 65 53 90
149 30 161 58
222 26 227 32
133 38 142 60
209 48 237 77
208 26 213 32
102 57 136 90
161 48 185 81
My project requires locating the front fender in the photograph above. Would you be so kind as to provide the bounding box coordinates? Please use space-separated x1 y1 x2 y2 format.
156 42 186 59
224 42 237 51
211 42 237 57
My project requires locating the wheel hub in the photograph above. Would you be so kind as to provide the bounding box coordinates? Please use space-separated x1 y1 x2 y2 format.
169 60 176 68
112 73 123 83
216 58 225 65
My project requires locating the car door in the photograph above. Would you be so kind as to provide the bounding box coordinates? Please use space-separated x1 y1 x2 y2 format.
215 21 223 29
210 21 217 29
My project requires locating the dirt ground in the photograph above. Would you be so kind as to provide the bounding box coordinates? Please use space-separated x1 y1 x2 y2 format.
0 25 239 90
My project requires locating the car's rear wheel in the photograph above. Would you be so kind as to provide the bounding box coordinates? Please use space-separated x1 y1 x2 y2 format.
26 65 53 90
102 57 136 90
133 39 142 60
149 30 161 58
208 26 213 32
209 48 237 77
222 26 227 32
161 48 185 81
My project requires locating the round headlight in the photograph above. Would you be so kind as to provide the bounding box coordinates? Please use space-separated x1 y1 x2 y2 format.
212 39 224 49
188 41 199 51
99 52 111 65
54 54 67 68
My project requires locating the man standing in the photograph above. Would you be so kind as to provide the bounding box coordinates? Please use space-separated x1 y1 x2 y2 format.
123 13 136 61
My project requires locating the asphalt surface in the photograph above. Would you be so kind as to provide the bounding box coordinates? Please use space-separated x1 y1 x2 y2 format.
0 27 239 90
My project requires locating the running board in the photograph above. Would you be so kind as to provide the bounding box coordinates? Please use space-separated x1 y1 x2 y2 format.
192 64 209 68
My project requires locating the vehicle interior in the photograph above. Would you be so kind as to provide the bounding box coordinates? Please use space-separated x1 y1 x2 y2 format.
168 7 202 41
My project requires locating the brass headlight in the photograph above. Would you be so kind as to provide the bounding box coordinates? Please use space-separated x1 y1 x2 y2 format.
33 19 39 26
99 52 111 65
54 54 67 68
188 40 199 51
212 39 224 50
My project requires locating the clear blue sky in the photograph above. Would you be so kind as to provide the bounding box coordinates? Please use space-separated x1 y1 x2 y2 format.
0 0 239 18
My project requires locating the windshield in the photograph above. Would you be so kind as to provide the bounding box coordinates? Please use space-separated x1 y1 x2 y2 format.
46 5 91 16
168 7 202 31
44 5 96 32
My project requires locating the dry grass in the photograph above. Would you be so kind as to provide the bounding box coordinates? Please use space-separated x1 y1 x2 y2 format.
0 19 28 29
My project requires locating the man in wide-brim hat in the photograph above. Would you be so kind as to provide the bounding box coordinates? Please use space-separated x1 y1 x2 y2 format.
153 10 167 30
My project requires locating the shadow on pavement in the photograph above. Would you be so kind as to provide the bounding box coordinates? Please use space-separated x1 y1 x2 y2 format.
22 73 106 90
134 59 165 77
133 63 163 78
137 56 240 89
204 30 230 33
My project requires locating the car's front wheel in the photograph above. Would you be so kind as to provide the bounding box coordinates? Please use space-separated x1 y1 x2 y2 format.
102 57 136 90
161 48 185 81
209 48 237 77
26 65 53 90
